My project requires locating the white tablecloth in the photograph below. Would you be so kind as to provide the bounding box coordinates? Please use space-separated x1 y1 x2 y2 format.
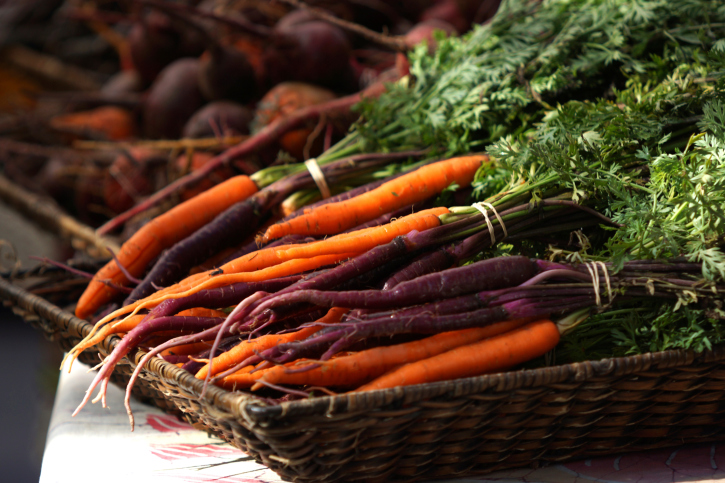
41 361 725 483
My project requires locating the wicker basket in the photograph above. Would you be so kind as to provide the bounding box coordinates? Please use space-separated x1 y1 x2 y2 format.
4 276 725 482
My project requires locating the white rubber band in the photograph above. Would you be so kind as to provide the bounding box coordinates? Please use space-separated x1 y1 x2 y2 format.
596 261 613 305
585 262 601 307
304 158 331 199
480 201 507 239
472 202 496 245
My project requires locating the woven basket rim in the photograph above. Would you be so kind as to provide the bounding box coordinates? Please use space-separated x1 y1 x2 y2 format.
4 276 723 429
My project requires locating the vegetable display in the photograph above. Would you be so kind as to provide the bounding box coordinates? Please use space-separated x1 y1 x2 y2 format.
3 0 725 437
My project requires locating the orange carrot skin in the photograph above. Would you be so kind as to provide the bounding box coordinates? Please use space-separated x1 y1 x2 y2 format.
195 307 349 379
276 207 448 260
355 319 559 392
76 175 259 320
50 106 137 141
263 155 485 241
256 318 533 390
217 365 272 390
208 208 446 277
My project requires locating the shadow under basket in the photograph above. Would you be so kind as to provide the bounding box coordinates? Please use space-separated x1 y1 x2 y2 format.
4 276 725 482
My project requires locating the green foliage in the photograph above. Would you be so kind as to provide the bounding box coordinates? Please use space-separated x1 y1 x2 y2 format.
558 304 725 362
355 0 725 156
349 0 725 357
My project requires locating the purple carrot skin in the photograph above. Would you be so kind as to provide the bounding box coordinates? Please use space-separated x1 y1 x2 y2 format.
250 256 539 315
226 217 484 331
161 354 190 364
382 247 456 290
72 315 223 419
227 236 418 331
122 321 239 429
142 275 304 322
233 222 487 327
124 195 265 303
245 253 420 334
210 307 330 379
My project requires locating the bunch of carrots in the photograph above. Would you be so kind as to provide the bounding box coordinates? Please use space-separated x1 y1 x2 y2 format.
60 149 725 429
27 0 725 432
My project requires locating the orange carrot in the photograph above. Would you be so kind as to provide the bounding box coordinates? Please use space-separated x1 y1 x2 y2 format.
355 319 560 392
195 307 349 380
216 364 273 390
252 318 532 390
50 106 137 141
262 155 485 241
75 174 259 320
97 207 447 325
160 341 214 357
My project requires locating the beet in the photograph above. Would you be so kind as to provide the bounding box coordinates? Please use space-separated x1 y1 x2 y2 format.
142 57 204 139
419 0 470 34
251 82 338 159
198 45 257 103
127 10 180 83
182 101 253 139
135 1 258 105
264 17 354 89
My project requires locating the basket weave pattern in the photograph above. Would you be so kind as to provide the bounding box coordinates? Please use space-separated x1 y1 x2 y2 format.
4 277 725 482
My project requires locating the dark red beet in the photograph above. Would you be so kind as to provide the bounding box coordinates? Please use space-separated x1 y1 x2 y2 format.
264 18 353 89
419 0 470 34
198 45 257 103
132 1 257 104
127 10 180 83
182 101 253 139
143 57 205 139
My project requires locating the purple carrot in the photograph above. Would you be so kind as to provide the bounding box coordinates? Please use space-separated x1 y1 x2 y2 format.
143 275 304 322
227 236 418 331
122 320 241 428
249 256 540 314
124 194 268 304
161 354 190 364
382 247 456 290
